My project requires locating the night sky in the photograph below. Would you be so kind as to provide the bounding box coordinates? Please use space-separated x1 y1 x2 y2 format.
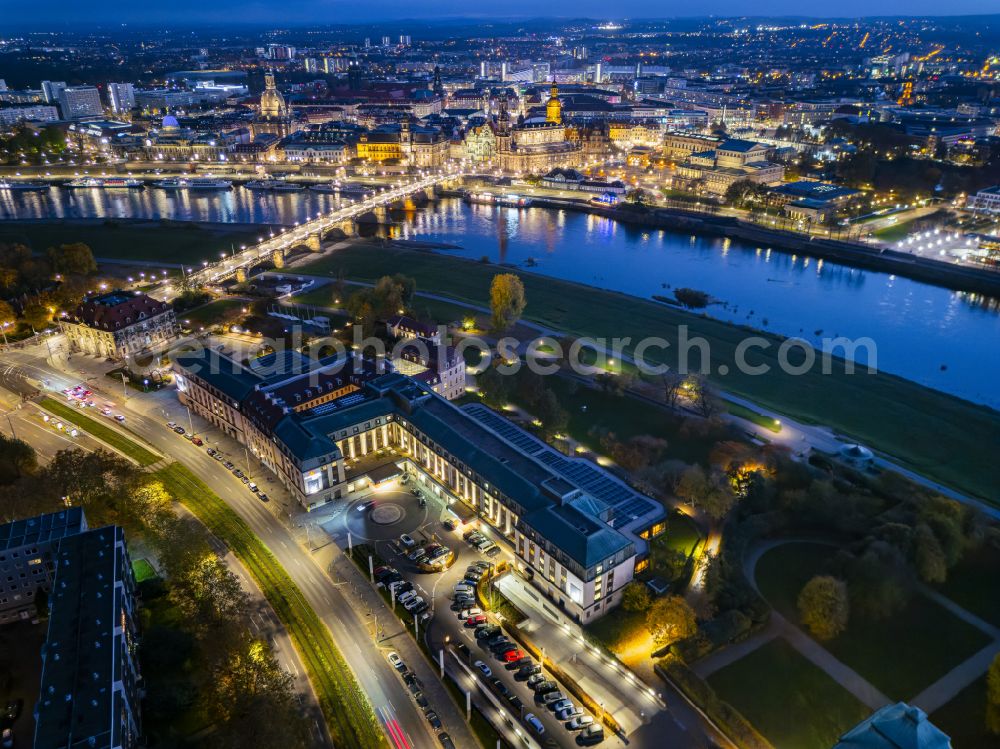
4 0 1000 26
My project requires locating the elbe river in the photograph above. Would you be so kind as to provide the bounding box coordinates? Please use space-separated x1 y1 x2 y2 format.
2 185 998 408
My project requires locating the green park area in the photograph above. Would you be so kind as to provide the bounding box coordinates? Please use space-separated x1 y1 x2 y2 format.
0 219 262 267
154 462 386 749
38 396 160 466
872 218 918 242
177 298 248 330
708 637 872 749
299 244 1000 503
755 542 993 700
931 675 1000 749
935 541 1000 628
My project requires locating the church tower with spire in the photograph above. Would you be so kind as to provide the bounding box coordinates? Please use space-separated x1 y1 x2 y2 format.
545 82 562 124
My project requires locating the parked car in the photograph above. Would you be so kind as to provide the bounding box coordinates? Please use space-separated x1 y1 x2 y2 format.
223 461 235 470
248 482 258 492
466 614 487 627
424 710 442 730
503 649 526 663
516 663 541 679
206 447 216 456
442 519 457 531
532 680 557 695
399 533 416 548
166 421 177 429
542 691 566 706
567 716 594 731
438 732 456 749
2 727 13 749
486 546 501 558
473 660 492 677
549 698 573 713
173 426 185 435
413 692 429 709
240 476 250 484
408 548 428 562
459 607 482 619
475 625 499 639
398 590 417 605
507 694 523 711
411 601 429 615
387 652 405 671
403 596 425 611
191 436 203 446
524 714 545 735
557 705 583 721
526 673 546 688
490 678 511 699
507 657 532 671
578 725 605 745
258 493 270 502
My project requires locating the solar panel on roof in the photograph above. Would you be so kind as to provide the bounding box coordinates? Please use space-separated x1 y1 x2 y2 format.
462 403 660 523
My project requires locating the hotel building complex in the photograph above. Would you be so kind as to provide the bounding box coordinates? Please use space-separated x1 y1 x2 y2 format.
173 349 666 622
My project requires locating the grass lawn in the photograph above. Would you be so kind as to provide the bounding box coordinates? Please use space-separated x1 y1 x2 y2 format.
708 637 872 749
585 607 648 656
131 558 158 583
724 400 782 433
0 219 263 267
154 462 386 749
931 675 1000 749
755 542 993 700
663 510 704 557
872 219 917 242
297 244 1000 503
936 542 1000 628
177 298 248 330
291 281 482 328
38 396 160 466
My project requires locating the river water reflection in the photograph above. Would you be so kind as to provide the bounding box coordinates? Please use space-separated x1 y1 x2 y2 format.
1 187 997 406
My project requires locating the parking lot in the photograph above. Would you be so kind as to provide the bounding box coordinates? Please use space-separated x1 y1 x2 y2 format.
364 483 606 747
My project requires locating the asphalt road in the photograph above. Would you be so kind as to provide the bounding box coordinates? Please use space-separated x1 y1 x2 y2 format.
0 344 454 749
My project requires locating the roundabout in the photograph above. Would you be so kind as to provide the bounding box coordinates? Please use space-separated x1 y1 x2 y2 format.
342 489 428 543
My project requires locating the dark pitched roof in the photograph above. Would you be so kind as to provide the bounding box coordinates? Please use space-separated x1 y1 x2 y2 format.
68 290 172 331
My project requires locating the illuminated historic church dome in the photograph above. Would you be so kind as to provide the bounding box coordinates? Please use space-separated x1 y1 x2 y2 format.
545 83 562 125
260 72 288 119
161 114 180 130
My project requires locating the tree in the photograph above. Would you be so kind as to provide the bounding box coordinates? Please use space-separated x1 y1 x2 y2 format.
173 555 249 638
689 376 722 419
673 288 710 309
913 523 948 584
48 242 97 276
622 581 652 612
645 595 697 647
515 368 546 408
210 638 309 749
534 389 568 437
797 575 849 641
476 364 508 408
0 299 15 328
20 302 52 331
661 372 685 409
0 434 36 483
675 464 737 520
625 187 647 205
489 273 526 332
988 653 1000 735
